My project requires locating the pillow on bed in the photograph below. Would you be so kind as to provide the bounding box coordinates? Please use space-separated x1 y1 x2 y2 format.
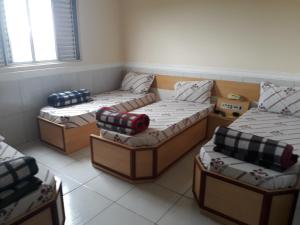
174 80 213 103
258 81 300 117
121 72 155 94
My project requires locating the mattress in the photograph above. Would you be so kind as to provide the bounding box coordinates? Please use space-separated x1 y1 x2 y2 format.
40 90 156 128
0 142 56 225
101 100 213 147
199 108 300 190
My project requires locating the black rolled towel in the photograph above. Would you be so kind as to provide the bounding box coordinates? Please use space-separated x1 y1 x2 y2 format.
0 156 39 191
0 177 42 208
213 126 298 172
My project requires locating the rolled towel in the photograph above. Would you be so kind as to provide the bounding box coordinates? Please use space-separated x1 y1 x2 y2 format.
96 107 150 135
0 177 42 208
0 157 39 191
48 89 91 107
213 126 298 172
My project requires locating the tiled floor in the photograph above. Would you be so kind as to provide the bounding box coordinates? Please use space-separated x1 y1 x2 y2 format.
19 141 221 225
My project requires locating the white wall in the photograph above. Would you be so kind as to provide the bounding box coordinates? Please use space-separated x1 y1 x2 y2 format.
121 0 300 75
78 0 122 65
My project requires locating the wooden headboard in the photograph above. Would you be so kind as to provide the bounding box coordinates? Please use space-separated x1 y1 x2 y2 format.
152 75 260 102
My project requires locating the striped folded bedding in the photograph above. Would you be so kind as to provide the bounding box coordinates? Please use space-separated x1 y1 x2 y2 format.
213 126 298 171
0 157 39 191
0 177 42 208
48 89 91 107
96 107 150 135
0 142 56 225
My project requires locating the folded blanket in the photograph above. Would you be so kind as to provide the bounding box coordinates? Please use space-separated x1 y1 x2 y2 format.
96 107 150 135
97 122 136 135
48 89 91 107
0 157 39 191
0 177 42 208
213 126 298 172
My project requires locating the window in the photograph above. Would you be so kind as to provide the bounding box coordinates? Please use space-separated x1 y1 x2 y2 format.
0 0 80 66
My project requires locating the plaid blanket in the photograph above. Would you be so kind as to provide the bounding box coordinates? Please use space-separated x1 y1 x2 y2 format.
213 126 298 172
48 89 91 107
96 107 150 135
0 177 41 208
0 157 39 191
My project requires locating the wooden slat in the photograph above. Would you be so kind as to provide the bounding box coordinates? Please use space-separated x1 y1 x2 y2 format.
91 136 132 176
64 122 99 153
214 80 260 102
152 75 260 102
205 176 263 225
135 151 153 178
268 194 295 225
38 117 99 154
157 118 207 173
38 118 65 150
193 162 201 200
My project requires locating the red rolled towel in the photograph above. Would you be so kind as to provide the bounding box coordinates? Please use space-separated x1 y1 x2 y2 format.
96 107 150 135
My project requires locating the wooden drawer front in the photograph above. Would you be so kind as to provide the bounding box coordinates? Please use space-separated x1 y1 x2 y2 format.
92 138 131 176
135 150 153 178
39 119 64 149
204 176 263 225
157 119 207 173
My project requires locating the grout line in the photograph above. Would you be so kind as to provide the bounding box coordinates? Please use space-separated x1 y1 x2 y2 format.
155 195 183 224
114 202 157 224
82 200 115 225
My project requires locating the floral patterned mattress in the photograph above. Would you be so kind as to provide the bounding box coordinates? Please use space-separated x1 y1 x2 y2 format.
0 142 56 225
101 100 213 147
40 90 156 128
199 108 300 190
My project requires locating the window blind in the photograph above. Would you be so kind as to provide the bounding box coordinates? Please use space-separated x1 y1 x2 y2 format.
0 0 11 66
52 0 80 61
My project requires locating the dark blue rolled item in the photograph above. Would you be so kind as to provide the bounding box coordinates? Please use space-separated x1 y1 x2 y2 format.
47 89 91 107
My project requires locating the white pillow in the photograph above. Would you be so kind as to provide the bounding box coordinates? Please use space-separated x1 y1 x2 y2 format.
258 81 300 117
0 135 4 143
174 80 213 103
121 72 155 94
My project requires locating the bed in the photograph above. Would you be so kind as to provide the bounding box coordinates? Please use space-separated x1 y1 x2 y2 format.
38 90 156 153
90 75 260 182
193 108 300 225
91 99 213 182
0 141 64 225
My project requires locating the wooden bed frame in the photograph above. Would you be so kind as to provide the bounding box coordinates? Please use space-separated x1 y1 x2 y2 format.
38 74 260 154
90 75 260 181
91 117 207 182
38 117 99 154
7 178 65 225
193 157 299 225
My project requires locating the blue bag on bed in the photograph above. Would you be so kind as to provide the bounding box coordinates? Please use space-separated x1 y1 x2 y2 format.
47 89 91 107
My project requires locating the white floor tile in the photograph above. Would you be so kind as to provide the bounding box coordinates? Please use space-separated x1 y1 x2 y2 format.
85 173 134 201
155 149 197 194
37 162 81 195
117 183 180 222
184 187 194 199
57 159 102 184
158 197 220 225
20 141 77 169
69 147 91 162
64 186 112 225
86 203 154 225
